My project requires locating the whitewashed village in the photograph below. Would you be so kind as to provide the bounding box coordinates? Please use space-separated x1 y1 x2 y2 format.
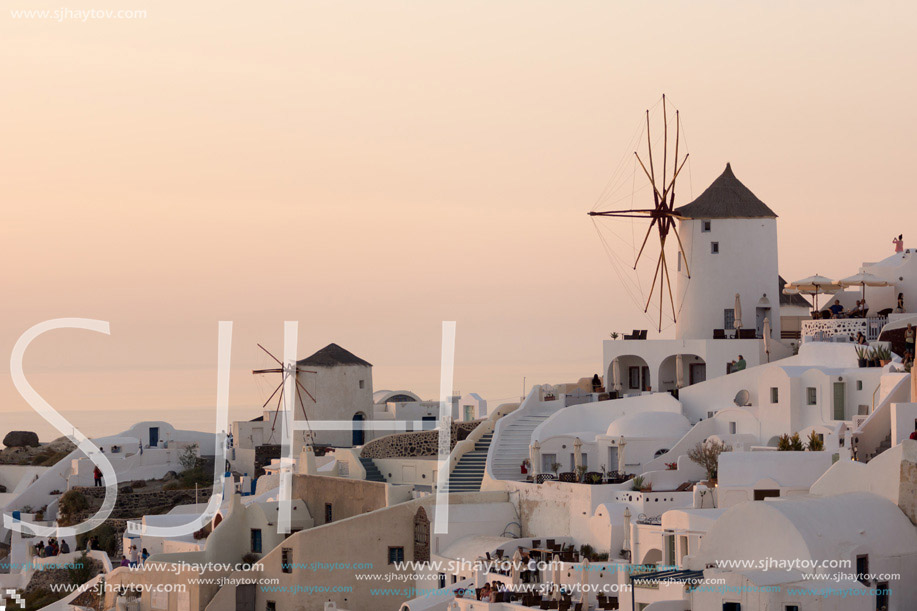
3 133 917 611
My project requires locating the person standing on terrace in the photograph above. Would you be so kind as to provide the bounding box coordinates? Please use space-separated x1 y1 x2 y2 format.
905 323 915 356
894 234 904 253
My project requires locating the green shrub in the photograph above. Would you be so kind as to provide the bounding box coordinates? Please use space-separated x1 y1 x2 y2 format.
58 490 89 526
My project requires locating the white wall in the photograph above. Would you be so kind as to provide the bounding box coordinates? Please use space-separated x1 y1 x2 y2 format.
675 217 780 341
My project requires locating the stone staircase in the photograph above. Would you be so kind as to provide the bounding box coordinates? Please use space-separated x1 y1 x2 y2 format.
490 408 559 481
359 457 385 482
868 433 893 462
442 433 493 493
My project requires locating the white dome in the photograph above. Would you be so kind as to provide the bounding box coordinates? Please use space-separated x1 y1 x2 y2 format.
606 411 691 439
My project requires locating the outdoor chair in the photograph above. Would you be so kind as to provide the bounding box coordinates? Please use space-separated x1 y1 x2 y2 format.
558 471 577 483
713 328 726 339
535 473 556 484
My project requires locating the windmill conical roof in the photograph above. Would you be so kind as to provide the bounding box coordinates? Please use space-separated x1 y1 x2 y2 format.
297 343 372 367
674 163 777 219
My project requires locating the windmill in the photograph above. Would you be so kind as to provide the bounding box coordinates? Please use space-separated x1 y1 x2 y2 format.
252 344 317 447
588 95 692 332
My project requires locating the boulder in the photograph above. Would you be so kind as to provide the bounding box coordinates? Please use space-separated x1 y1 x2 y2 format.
3 431 39 448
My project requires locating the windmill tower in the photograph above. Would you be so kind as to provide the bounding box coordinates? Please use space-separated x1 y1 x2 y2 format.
672 163 780 340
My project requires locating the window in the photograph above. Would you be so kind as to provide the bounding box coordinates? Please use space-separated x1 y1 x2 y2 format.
711 241 719 254
281 548 292 573
388 547 405 564
724 309 735 330
325 503 333 524
250 529 262 554
856 380 863 390
770 387 779 403
856 554 869 585
702 220 712 232
784 606 799 611
438 573 446 588
679 535 689 563
723 603 741 611
359 379 365 389
729 422 737 434
266 602 276 611
707 411 716 419
542 453 557 474
806 387 817 405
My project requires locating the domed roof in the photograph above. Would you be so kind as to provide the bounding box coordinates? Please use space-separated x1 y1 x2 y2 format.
606 411 692 439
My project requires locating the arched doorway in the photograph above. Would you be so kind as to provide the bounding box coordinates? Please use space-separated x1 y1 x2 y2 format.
352 413 366 446
641 548 662 566
658 354 706 392
608 356 652 394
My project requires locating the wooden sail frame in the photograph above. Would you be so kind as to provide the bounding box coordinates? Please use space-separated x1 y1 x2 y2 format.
588 95 691 331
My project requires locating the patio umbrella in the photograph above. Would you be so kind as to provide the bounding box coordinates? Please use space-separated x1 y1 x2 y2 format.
613 358 622 391
734 293 743 330
762 317 771 362
580 557 593 610
837 271 889 302
786 275 838 312
531 440 541 476
573 437 583 473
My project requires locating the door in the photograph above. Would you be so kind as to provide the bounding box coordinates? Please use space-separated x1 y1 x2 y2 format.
756 308 770 337
421 416 436 431
753 489 780 501
463 405 474 421
689 363 706 385
607 446 619 472
833 382 846 420
149 427 159 447
352 413 365 446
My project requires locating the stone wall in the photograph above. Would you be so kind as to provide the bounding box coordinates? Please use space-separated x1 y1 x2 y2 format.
70 486 213 520
359 420 481 459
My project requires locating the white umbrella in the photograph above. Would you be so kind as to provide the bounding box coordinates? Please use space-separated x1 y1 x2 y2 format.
613 358 622 392
675 354 685 389
762 317 771 362
837 271 889 302
531 440 541 476
733 293 743 330
574 437 583 474
786 274 838 312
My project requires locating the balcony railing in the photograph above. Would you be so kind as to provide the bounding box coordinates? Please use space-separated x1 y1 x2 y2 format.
801 317 886 342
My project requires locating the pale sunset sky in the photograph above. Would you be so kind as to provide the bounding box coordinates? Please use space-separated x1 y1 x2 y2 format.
1 1 915 438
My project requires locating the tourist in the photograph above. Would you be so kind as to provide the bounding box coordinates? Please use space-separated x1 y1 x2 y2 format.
893 234 904 253
734 355 746 371
130 544 140 568
905 324 915 355
34 540 44 556
520 459 529 476
527 553 539 583
120 556 130 568
60 539 70 554
141 548 149 565
478 583 492 602
909 430 917 441
93 465 103 487
85 538 92 554
44 541 54 557
829 299 844 318
591 373 602 392
856 332 868 346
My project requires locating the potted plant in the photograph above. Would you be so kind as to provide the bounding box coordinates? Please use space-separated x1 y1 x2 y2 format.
609 332 620 340
631 475 646 491
587 472 603 485
575 465 588 482
867 348 878 367
550 462 562 477
875 345 892 367
806 430 824 451
855 346 869 368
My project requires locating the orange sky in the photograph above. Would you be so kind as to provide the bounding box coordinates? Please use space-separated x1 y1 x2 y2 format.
1 1 915 436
